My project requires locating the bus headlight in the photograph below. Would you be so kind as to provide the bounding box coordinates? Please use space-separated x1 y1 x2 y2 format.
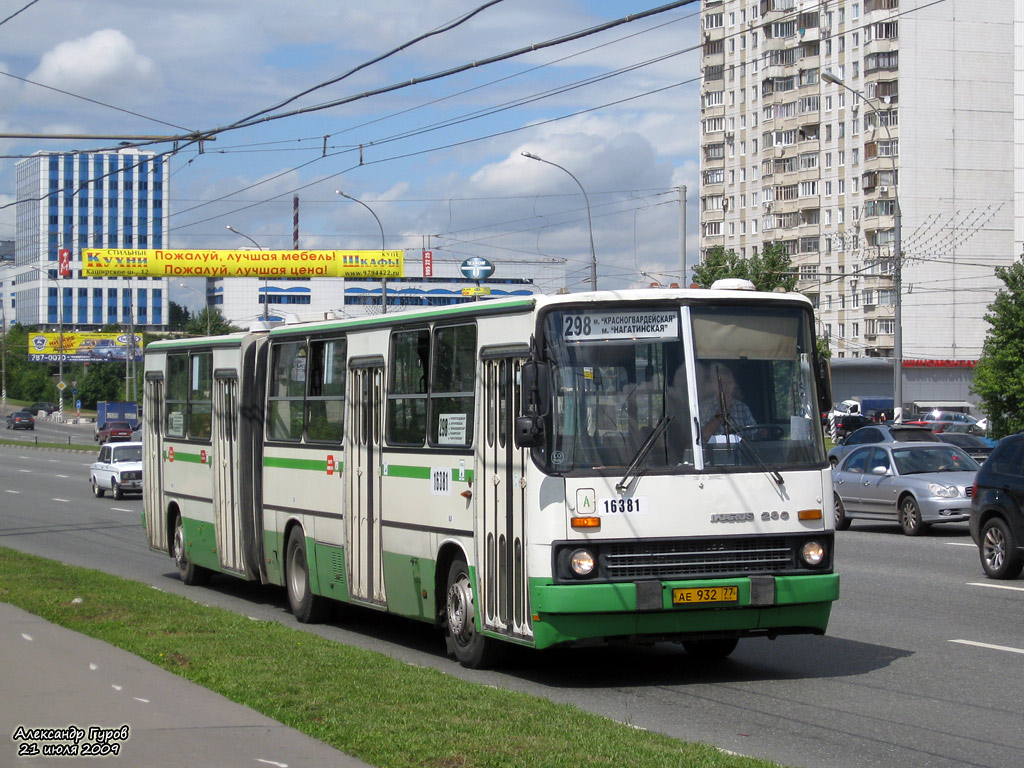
800 540 826 567
569 549 596 576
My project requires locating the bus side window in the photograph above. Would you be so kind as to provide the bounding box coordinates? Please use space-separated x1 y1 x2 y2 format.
306 337 346 443
387 329 429 446
268 341 306 442
165 353 188 438
188 351 213 440
429 324 476 447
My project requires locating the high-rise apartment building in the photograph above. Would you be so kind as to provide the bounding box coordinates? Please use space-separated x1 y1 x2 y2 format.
14 149 170 330
699 0 1020 363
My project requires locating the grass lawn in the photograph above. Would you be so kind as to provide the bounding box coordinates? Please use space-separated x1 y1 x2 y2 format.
0 545 783 768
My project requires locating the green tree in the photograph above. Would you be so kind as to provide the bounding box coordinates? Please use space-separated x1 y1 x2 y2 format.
973 260 1024 438
169 300 190 331
78 361 127 409
184 307 241 337
691 246 750 287
691 242 797 292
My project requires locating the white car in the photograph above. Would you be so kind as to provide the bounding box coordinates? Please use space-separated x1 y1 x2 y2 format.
90 441 143 499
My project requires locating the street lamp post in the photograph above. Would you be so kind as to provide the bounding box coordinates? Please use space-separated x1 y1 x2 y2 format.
521 152 598 291
821 70 902 419
176 281 212 335
226 225 268 320
336 190 388 314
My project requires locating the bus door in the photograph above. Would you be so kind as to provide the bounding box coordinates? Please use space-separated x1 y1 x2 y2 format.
143 375 166 552
346 357 386 605
212 372 245 575
478 353 533 642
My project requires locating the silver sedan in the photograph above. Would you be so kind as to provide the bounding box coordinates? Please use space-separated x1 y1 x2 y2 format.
833 441 980 536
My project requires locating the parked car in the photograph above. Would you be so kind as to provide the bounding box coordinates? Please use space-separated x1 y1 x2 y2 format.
969 433 1024 579
936 432 995 463
5 410 35 430
95 420 133 444
90 441 143 499
827 424 941 467
904 410 985 435
833 442 980 536
28 401 56 415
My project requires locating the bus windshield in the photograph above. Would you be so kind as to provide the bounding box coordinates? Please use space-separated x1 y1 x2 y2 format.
539 304 825 474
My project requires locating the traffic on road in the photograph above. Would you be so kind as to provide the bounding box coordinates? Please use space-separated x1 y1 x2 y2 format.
0 441 1022 768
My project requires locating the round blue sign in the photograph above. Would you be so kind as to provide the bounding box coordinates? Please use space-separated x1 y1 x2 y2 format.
460 257 495 281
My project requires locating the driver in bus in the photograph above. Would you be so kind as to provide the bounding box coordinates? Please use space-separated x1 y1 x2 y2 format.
699 362 756 443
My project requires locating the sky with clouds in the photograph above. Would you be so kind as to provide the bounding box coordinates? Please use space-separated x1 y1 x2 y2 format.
1 0 705 302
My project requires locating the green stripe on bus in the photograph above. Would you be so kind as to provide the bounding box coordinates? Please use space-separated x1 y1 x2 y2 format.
263 456 344 473
385 464 474 483
164 450 209 464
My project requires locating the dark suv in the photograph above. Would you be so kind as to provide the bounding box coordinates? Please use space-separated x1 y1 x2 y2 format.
969 433 1024 579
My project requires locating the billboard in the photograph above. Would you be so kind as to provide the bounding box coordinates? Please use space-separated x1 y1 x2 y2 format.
83 248 405 279
28 332 143 363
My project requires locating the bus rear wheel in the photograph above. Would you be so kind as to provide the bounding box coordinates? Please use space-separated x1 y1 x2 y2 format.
445 557 503 669
173 513 210 586
286 527 329 623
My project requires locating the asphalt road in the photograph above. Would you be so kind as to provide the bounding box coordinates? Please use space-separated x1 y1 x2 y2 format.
1 443 1022 768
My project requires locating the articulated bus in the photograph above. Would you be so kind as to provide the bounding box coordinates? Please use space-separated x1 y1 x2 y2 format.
143 287 839 667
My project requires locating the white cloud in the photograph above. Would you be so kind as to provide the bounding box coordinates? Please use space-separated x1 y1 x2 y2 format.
28 29 157 100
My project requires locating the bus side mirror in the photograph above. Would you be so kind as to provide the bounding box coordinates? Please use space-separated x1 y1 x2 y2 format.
817 354 833 412
520 361 551 416
515 415 546 448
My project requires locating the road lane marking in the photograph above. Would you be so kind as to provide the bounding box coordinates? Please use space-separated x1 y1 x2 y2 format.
950 639 1024 655
52 498 69 503
968 581 1024 593
947 542 975 547
4 490 19 494
111 508 133 512
55 474 69 479
18 469 31 473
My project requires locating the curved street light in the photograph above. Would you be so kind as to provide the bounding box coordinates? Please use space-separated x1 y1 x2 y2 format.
521 151 598 291
226 225 269 320
336 190 388 314
175 281 212 336
821 70 903 420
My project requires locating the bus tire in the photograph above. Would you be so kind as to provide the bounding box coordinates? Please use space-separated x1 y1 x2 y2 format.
286 527 329 624
445 556 504 669
834 493 851 531
682 638 739 660
173 513 211 586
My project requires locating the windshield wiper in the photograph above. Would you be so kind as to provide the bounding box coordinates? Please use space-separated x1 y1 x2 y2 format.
616 415 672 492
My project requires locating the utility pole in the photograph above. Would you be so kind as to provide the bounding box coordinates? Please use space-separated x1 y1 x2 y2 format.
677 185 687 286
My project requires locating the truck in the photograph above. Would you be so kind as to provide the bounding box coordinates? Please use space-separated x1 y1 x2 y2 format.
95 401 139 431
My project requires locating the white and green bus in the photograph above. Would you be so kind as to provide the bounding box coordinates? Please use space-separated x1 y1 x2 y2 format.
143 286 839 667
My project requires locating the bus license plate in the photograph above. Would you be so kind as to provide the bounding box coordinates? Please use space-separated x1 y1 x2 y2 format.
672 586 739 605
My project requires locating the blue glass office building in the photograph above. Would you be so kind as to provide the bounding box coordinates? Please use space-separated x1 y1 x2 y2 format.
14 150 170 330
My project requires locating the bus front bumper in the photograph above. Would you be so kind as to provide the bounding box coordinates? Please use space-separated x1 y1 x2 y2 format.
527 573 839 650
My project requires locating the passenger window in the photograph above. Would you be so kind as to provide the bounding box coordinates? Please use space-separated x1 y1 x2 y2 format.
846 448 869 474
268 342 306 442
429 324 476 447
306 338 346 443
387 329 430 446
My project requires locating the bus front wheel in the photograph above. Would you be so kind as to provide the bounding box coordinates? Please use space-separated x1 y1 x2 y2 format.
173 513 210 586
445 557 503 669
286 527 330 624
